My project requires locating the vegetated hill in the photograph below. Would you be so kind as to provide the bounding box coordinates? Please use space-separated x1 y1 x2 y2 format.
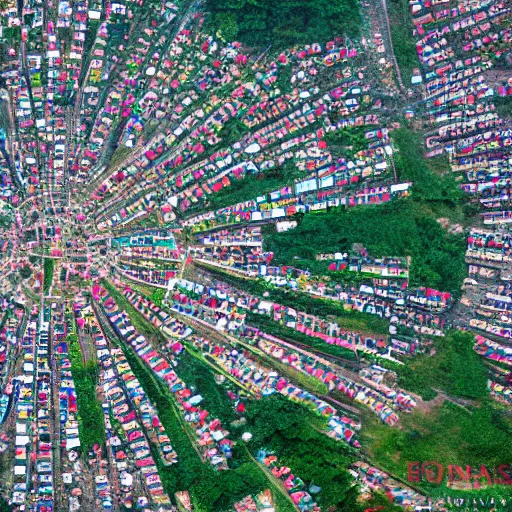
205 0 360 49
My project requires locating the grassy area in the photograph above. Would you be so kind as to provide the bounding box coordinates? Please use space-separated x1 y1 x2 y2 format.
113 278 166 307
387 0 418 85
106 144 132 173
323 126 370 158
67 334 106 451
361 330 512 497
43 258 55 294
0 99 11 132
396 330 488 401
495 95 512 119
361 401 512 497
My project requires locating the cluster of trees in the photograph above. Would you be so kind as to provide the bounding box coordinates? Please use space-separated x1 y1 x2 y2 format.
43 258 55 294
68 334 106 451
206 0 360 48
495 95 512 119
0 497 11 512
387 0 418 84
264 199 466 296
0 215 11 229
240 395 363 511
173 350 238 425
18 266 32 280
149 288 166 307
323 126 370 158
219 117 250 145
254 127 470 297
393 128 463 205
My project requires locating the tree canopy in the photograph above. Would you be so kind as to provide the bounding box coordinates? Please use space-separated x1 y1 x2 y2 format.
264 199 466 295
242 395 362 511
206 0 360 48
19 266 32 280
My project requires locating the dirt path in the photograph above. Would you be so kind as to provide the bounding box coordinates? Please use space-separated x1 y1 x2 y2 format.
411 389 476 416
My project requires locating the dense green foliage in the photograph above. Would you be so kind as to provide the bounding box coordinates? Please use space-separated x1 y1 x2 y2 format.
263 200 466 295
174 350 237 425
495 95 512 119
274 64 294 94
43 258 55 294
242 395 362 511
397 330 489 401
219 117 250 144
150 288 166 307
19 266 32 280
387 0 418 84
0 496 12 512
67 334 106 451
206 0 360 48
0 216 10 229
393 128 462 205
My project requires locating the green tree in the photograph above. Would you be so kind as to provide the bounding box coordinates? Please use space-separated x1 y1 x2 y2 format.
243 395 362 511
206 0 360 48
0 496 12 512
19 266 32 280
215 12 239 41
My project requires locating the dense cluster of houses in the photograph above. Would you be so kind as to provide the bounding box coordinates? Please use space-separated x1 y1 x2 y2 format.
0 0 510 506
10 308 57 512
94 284 236 468
112 230 182 288
257 450 321 512
351 462 431 509
189 238 450 337
257 336 416 425
165 275 412 361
